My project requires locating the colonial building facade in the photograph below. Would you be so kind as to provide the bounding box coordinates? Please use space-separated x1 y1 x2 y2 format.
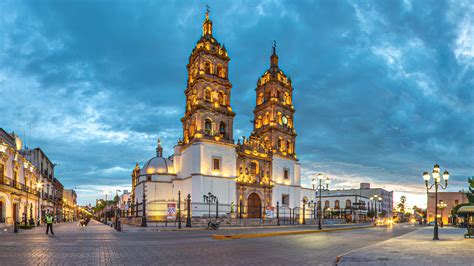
131 11 314 221
0 129 41 226
1 127 72 227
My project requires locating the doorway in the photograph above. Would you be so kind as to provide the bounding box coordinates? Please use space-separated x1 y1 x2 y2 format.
247 193 262 218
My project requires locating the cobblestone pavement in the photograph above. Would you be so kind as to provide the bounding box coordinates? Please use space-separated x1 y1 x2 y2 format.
0 220 418 265
337 226 474 266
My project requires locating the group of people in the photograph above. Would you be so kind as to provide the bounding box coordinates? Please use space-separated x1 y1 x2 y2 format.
79 217 91 227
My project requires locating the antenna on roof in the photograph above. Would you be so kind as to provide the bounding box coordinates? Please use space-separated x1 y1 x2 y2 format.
29 123 31 150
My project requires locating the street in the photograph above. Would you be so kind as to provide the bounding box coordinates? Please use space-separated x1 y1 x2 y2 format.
0 221 418 265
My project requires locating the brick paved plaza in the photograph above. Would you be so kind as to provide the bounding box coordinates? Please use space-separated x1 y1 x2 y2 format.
0 220 422 265
337 226 474 266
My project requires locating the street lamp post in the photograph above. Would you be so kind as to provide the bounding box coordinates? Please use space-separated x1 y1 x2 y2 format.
203 192 217 219
35 182 43 226
437 201 447 228
307 200 316 224
370 195 382 222
115 189 121 230
423 163 449 240
311 173 330 230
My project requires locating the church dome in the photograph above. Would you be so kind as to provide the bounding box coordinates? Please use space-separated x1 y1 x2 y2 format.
141 156 174 175
140 139 175 175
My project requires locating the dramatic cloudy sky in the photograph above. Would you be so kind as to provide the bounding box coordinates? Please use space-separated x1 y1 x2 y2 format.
1 0 473 207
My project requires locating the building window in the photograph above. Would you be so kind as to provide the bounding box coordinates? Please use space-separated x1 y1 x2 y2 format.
250 162 258 176
346 200 351 209
325 200 330 209
219 122 226 138
212 157 221 171
282 194 289 205
455 200 459 206
335 200 340 209
0 164 4 179
205 119 212 136
283 168 289 180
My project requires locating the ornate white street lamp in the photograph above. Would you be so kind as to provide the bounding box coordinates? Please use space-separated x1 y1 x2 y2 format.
423 163 449 240
311 173 330 230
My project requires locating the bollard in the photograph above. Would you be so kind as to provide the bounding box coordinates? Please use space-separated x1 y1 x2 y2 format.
277 201 280 226
14 221 19 233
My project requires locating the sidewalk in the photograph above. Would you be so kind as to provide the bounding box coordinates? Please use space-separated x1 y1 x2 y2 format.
337 226 474 265
120 221 374 234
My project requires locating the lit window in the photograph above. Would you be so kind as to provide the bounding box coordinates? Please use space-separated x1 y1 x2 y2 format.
212 157 221 171
283 168 289 179
282 194 289 205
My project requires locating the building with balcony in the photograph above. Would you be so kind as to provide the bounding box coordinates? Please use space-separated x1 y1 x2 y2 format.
23 147 63 222
0 128 42 226
320 183 394 218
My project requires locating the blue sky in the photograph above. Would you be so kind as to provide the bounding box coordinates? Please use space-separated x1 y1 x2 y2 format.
1 0 472 207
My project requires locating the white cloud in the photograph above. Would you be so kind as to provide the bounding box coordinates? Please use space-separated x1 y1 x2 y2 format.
454 15 474 66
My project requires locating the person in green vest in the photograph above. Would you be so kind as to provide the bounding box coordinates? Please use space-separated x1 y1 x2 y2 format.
46 212 54 235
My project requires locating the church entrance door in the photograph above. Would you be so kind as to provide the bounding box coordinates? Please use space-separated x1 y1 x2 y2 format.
247 193 261 218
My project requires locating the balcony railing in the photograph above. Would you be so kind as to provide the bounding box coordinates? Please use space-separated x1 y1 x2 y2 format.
0 176 40 196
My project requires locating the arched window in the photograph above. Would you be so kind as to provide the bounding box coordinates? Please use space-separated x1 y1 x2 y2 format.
250 162 258 176
286 140 290 153
265 91 271 102
223 95 227 106
276 90 281 100
257 93 264 105
277 138 282 150
218 93 223 106
205 88 211 101
204 61 211 74
264 137 270 149
346 200 352 209
335 200 340 209
205 119 212 136
325 200 330 208
284 92 291 105
263 112 270 125
217 64 224 78
277 112 282 125
239 166 243 175
219 122 226 138
256 116 262 129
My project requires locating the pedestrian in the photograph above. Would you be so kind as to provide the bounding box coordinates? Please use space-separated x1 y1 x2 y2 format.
46 212 54 235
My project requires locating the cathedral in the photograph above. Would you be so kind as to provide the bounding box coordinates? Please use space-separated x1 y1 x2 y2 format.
131 10 313 221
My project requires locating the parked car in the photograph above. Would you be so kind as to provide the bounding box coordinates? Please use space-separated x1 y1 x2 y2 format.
428 221 436 226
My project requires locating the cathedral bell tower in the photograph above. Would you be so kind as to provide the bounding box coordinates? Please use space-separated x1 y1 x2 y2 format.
253 43 297 159
181 9 235 145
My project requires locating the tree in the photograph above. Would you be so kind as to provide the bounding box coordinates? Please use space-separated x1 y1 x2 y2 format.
467 177 474 203
397 196 407 213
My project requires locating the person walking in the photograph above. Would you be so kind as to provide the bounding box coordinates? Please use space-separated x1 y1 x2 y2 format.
45 213 54 235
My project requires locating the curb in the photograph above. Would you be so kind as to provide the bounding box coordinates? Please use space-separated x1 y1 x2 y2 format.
212 224 376 240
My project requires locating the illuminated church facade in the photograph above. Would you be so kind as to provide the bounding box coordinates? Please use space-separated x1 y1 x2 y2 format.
131 11 314 220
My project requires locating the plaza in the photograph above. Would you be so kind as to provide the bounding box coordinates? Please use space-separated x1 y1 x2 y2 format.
1 222 472 265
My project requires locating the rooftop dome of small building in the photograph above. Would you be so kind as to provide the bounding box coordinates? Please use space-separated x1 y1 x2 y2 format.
140 139 175 175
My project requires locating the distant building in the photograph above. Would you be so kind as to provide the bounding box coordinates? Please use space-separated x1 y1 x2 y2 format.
63 189 77 221
320 183 394 218
427 192 469 224
23 147 63 221
317 194 372 222
119 190 131 210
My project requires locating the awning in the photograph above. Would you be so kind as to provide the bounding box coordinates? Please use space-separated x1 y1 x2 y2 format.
457 205 474 214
